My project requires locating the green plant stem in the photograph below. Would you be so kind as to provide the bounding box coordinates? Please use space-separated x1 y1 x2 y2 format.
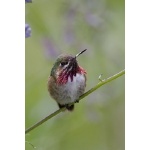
25 69 125 134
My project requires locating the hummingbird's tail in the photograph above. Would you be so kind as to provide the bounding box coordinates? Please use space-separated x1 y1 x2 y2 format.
58 103 74 111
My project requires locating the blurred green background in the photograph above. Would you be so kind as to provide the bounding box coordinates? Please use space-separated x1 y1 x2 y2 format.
25 0 125 150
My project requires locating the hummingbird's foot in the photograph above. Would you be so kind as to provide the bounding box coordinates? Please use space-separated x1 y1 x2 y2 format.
58 103 66 110
75 99 79 103
66 104 74 111
58 103 74 111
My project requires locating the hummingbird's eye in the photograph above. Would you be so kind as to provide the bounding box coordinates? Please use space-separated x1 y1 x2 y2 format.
60 61 68 66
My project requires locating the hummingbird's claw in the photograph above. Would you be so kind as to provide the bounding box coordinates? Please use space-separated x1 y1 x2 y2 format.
98 74 103 82
75 99 79 103
66 104 74 111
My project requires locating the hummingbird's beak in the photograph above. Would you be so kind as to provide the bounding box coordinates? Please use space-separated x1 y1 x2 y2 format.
75 49 87 59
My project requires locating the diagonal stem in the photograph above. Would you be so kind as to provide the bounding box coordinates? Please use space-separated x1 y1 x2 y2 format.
25 69 125 134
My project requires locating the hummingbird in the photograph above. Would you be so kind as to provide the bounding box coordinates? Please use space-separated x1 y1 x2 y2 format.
48 49 87 111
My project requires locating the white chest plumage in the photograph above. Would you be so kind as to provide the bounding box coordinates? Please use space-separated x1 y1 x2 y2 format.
56 73 86 105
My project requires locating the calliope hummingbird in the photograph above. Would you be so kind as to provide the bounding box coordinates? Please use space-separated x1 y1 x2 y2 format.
48 49 87 111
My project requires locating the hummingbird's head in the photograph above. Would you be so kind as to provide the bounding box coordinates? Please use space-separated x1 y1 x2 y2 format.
51 49 87 84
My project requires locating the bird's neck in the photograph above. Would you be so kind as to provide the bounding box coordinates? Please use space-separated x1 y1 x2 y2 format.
57 66 86 84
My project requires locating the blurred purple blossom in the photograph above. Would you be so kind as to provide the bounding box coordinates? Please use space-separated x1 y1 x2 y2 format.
25 24 31 38
25 0 32 38
63 6 77 45
63 26 75 45
25 0 32 3
42 38 60 59
85 13 102 28
65 6 77 22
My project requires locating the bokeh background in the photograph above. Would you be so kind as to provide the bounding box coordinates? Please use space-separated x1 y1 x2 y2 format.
25 0 125 150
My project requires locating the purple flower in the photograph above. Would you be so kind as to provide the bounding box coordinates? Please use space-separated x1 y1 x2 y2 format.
25 0 32 3
42 38 60 59
85 13 101 28
25 24 31 38
25 0 32 38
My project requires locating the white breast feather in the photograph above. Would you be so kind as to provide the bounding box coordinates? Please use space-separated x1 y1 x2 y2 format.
60 73 85 104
